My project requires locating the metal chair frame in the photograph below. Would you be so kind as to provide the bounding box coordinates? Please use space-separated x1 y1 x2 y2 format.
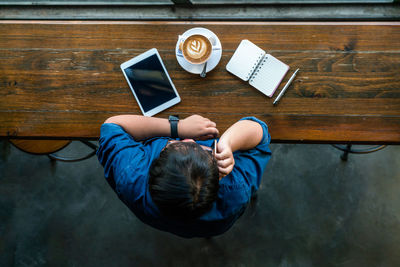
331 144 387 161
47 140 98 162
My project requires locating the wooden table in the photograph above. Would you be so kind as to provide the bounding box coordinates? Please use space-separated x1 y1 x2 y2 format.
1 21 399 144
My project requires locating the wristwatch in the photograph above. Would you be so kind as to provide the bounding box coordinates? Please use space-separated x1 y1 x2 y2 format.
168 115 179 138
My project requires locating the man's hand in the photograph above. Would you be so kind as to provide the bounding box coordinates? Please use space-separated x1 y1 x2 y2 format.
215 139 235 179
179 115 219 140
215 119 263 179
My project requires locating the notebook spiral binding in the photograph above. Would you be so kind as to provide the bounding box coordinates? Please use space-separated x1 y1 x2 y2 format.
248 54 267 82
246 53 264 81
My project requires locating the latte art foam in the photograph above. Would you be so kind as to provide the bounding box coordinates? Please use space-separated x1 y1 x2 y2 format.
181 34 212 64
186 39 208 59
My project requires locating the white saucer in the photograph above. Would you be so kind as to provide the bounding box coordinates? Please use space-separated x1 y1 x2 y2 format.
175 27 222 74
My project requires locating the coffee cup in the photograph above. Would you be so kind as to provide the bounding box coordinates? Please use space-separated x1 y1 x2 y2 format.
178 34 217 65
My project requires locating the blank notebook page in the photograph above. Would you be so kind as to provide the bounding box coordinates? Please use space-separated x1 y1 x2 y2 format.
249 54 289 97
226 39 265 81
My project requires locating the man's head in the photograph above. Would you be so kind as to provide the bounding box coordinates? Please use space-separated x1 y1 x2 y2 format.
149 140 219 220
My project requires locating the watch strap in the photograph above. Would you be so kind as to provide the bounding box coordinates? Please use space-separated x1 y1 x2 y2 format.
168 115 179 138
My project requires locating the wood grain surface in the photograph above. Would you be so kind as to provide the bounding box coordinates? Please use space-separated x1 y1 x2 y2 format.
0 21 399 143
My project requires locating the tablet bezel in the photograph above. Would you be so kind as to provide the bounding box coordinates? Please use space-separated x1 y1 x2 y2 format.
120 48 181 117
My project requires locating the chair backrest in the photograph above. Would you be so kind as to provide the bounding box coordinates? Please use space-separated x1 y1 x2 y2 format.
9 140 71 155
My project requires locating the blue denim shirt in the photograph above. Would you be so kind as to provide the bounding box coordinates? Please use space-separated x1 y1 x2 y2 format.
97 117 271 238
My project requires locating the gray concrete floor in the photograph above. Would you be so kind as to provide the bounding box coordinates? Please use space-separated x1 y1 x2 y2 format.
0 141 399 267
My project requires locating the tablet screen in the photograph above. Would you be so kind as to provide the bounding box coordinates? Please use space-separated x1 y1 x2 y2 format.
122 54 178 113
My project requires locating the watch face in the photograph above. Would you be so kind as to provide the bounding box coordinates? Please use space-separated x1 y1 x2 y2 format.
169 115 179 121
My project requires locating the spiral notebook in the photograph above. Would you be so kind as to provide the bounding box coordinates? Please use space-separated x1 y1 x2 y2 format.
226 39 289 97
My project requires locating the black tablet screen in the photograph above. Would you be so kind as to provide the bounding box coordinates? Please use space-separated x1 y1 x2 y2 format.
123 54 177 113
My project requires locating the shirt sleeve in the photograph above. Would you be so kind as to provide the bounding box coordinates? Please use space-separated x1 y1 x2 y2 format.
96 123 147 196
220 116 272 206
238 116 271 193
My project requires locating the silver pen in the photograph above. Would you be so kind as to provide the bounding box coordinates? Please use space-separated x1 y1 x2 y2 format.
273 68 299 105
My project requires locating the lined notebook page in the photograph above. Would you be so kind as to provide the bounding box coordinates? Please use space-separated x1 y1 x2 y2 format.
226 40 265 81
249 54 289 97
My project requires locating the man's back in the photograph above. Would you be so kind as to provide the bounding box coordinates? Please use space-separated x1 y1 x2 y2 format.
97 115 271 237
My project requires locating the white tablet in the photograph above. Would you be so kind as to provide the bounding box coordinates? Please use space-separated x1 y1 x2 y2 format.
120 48 181 117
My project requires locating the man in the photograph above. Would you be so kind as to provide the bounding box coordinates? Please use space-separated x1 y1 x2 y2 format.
97 114 271 238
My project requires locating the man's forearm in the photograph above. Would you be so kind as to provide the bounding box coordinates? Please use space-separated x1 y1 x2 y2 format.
104 115 170 141
104 114 219 141
219 120 263 152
